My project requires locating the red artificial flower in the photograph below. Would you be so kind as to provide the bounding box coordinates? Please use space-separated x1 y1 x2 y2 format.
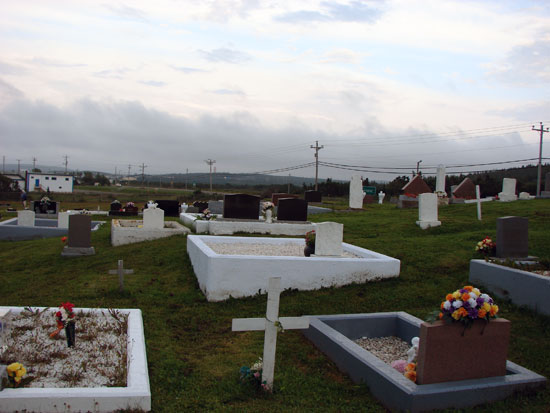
61 236 67 243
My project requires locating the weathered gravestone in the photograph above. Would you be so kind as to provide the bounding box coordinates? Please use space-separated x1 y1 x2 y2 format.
154 200 179 217
223 194 260 220
452 177 476 200
277 198 308 221
304 190 322 203
349 175 364 209
416 318 510 384
496 216 529 259
498 178 517 202
58 211 69 229
143 206 164 229
110 200 122 212
313 222 343 256
416 193 441 229
271 193 298 206
207 200 224 214
17 210 35 226
61 214 95 256
232 277 309 391
435 164 446 194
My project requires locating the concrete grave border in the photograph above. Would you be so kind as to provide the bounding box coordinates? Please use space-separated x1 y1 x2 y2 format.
0 307 150 413
0 218 103 241
302 312 546 412
111 219 189 246
469 259 550 316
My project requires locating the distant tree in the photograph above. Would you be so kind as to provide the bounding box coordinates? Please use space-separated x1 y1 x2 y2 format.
32 168 42 173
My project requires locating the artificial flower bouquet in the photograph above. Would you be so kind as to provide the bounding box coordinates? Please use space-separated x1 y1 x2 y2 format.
475 236 496 256
239 357 267 390
6 362 26 387
437 285 499 327
305 230 316 247
262 202 274 213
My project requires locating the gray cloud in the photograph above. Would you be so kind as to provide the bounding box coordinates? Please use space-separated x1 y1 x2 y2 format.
276 1 384 23
0 61 27 75
487 101 550 122
198 48 252 64
0 78 24 106
103 4 149 22
139 80 167 87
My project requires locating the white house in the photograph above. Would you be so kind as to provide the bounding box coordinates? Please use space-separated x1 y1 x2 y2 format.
26 172 74 193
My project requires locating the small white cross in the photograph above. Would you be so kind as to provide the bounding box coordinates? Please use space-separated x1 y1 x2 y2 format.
108 260 134 292
232 277 309 391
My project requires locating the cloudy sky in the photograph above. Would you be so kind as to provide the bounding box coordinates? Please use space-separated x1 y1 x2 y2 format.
1 0 549 181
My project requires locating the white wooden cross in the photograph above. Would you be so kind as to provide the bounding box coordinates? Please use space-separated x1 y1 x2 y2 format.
108 260 134 292
232 277 309 391
476 185 482 221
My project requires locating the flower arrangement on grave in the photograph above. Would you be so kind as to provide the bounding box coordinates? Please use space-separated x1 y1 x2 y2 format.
305 230 316 247
125 201 136 209
61 236 67 243
6 362 26 387
50 302 76 347
196 208 215 221
432 285 499 328
262 202 274 213
404 362 417 383
239 357 268 391
475 237 496 256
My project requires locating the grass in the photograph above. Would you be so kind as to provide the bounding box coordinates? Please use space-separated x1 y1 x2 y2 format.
1 197 549 412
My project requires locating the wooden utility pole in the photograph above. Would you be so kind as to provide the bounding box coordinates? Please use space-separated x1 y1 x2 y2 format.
63 155 68 173
205 159 216 191
532 122 549 197
310 140 323 191
139 163 147 185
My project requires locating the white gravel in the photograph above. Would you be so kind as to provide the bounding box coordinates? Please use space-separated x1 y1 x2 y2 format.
354 336 410 365
0 308 128 388
205 242 359 258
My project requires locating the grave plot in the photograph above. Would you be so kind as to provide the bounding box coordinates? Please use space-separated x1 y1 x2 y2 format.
187 234 400 301
0 211 103 241
111 206 189 246
302 312 546 412
0 306 150 413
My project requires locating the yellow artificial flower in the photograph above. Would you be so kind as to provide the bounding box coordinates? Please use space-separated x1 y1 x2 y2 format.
482 302 491 312
451 310 461 320
16 367 26 378
473 288 481 296
452 291 461 299
7 362 22 375
490 304 499 316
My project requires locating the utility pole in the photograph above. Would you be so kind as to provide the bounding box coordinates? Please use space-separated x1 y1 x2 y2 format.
32 157 37 170
139 163 147 185
310 140 324 191
16 159 21 175
185 168 188 190
416 160 422 175
532 122 549 197
205 159 216 191
288 173 291 194
2 156 5 174
63 155 68 174
114 166 117 184
127 164 131 184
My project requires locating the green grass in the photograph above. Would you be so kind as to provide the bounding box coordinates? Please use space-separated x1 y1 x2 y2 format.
1 199 550 412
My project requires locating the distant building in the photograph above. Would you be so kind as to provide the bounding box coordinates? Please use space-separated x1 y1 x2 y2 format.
4 174 25 191
26 172 74 193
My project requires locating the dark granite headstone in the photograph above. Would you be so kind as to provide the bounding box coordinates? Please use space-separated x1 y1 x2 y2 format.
496 216 528 259
272 193 298 206
193 201 209 213
61 214 95 256
223 194 260 219
452 178 476 199
277 198 308 221
304 190 322 202
110 201 122 211
33 200 58 214
546 172 550 192
155 200 180 217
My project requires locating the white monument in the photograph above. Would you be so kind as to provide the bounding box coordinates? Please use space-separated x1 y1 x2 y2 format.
416 193 441 229
378 191 385 204
435 164 446 194
143 206 164 229
232 278 309 390
498 178 517 202
313 222 343 256
349 175 364 209
476 185 482 221
17 210 35 227
58 211 69 229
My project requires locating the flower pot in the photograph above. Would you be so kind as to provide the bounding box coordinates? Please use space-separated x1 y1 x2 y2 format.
265 209 273 224
65 322 76 348
304 244 315 257
416 318 510 384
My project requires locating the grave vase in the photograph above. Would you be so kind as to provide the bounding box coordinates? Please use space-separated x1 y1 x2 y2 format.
304 244 315 257
65 321 76 348
265 209 273 224
416 318 510 385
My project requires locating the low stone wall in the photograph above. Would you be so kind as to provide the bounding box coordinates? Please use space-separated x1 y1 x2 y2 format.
111 219 189 246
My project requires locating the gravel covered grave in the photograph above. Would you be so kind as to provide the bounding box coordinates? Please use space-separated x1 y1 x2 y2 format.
205 242 359 258
354 336 410 365
0 308 128 388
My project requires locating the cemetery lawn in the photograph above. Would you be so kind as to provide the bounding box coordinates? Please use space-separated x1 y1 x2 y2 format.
1 199 549 412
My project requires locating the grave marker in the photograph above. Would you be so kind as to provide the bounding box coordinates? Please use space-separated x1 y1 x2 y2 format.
17 210 35 226
496 216 529 259
349 175 363 209
476 185 482 221
435 164 446 193
61 214 95 256
416 193 441 229
271 193 298 206
57 211 69 229
223 194 260 219
143 206 164 229
498 178 517 202
378 191 385 204
232 277 309 390
153 200 180 217
313 222 343 256
304 190 322 203
277 198 308 221
108 260 134 292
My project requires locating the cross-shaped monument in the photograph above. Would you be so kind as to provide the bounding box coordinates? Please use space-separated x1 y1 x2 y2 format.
232 277 309 391
108 260 134 292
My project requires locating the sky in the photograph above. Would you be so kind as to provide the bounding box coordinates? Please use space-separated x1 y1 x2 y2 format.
1 0 549 182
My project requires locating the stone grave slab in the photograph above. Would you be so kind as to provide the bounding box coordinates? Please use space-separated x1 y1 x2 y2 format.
435 165 446 193
277 198 308 221
416 193 441 229
153 200 179 217
207 200 224 214
313 222 343 256
349 175 363 209
17 210 35 226
143 207 164 229
62 214 95 256
223 194 260 219
496 216 529 259
304 190 322 202
498 178 517 202
271 193 298 206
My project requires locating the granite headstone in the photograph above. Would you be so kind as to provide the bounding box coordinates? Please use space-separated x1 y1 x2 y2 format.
496 216 529 259
277 198 308 221
223 194 261 219
304 190 322 203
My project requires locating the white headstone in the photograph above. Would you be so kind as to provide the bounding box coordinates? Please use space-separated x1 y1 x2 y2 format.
519 192 532 200
143 207 164 229
17 210 35 226
58 211 69 228
232 277 309 391
349 175 363 209
416 193 441 229
435 164 446 193
378 191 385 204
498 178 517 202
313 222 343 256
476 185 482 221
